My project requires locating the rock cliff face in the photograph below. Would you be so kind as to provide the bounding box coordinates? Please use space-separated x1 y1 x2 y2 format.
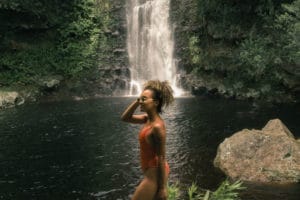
84 0 129 96
46 0 130 99
94 0 130 96
214 119 300 183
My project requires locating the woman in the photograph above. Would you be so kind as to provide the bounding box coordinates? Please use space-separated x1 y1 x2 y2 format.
121 80 174 200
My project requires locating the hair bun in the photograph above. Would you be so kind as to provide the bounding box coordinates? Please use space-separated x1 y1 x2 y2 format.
143 80 174 113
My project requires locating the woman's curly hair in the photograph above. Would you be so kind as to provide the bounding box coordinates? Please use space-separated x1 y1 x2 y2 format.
143 80 174 113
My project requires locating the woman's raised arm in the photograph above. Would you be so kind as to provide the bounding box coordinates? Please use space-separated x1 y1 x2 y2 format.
121 99 147 124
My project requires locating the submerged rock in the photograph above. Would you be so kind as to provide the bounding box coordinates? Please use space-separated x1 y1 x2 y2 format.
214 119 300 183
37 75 63 91
0 91 24 109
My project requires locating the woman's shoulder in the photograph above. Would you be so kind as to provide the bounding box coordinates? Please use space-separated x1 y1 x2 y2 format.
152 120 165 132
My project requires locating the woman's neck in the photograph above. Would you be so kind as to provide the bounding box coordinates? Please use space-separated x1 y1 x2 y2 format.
147 111 160 122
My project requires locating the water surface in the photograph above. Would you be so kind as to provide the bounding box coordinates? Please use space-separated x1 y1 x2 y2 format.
0 97 299 199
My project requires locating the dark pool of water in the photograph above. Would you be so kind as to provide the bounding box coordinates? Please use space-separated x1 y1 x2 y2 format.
0 97 299 200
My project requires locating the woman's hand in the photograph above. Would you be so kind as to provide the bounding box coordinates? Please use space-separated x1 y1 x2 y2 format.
120 99 147 124
156 188 168 200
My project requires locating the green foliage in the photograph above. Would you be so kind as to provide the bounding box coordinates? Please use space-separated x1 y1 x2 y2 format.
94 0 112 30
188 182 202 200
0 0 46 13
232 0 300 99
168 180 245 200
209 180 245 200
275 0 300 64
238 37 270 81
189 36 202 65
168 182 180 200
173 0 300 101
0 0 113 86
0 47 59 85
0 1 72 26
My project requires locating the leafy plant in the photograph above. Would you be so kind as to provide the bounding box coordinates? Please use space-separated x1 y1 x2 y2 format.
188 182 202 200
189 36 202 65
168 182 180 200
168 180 245 200
209 180 245 200
238 37 270 81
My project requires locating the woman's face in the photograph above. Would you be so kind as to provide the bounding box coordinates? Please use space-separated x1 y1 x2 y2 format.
139 89 158 113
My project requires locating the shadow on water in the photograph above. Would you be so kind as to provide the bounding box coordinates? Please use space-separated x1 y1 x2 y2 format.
0 97 299 199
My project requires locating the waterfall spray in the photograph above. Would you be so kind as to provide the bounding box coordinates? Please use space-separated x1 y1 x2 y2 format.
126 0 183 96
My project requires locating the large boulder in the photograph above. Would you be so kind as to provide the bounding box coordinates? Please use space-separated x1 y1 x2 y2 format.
214 119 300 183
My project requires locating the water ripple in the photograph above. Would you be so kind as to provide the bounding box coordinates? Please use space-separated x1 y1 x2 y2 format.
0 98 299 200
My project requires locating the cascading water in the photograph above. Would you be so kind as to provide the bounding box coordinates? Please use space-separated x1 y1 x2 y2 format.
126 0 183 96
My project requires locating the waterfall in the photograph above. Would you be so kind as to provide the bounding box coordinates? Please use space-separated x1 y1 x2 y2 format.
126 0 183 96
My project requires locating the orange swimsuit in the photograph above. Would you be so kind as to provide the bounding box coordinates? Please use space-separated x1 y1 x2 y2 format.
138 126 170 174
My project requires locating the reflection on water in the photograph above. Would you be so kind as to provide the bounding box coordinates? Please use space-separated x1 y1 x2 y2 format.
0 97 299 199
